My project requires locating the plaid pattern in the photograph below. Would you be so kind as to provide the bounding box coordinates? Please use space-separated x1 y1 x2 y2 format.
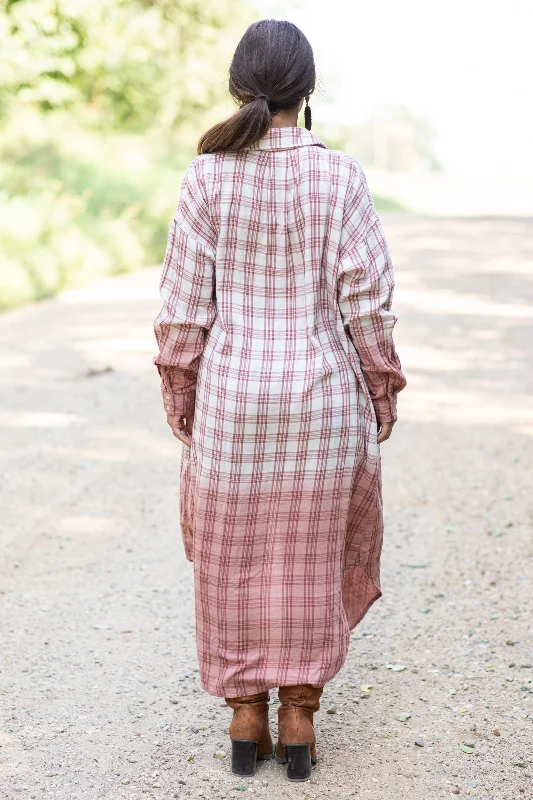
153 127 406 698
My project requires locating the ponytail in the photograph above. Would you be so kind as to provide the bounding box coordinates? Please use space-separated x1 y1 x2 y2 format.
196 20 316 156
197 96 273 155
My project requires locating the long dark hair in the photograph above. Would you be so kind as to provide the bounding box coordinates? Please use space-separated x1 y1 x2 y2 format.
197 20 316 155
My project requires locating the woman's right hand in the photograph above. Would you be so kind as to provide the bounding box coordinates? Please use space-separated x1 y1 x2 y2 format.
167 413 194 447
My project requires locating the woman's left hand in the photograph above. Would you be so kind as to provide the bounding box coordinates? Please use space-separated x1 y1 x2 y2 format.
377 420 395 444
167 413 194 447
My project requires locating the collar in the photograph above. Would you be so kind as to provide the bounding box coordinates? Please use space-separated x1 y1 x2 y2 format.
245 126 328 152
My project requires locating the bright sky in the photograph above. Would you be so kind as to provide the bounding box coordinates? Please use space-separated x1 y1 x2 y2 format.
251 0 533 176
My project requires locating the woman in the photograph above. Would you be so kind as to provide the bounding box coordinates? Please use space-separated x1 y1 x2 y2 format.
153 19 406 783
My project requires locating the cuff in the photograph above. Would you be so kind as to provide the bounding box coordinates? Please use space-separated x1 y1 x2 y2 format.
161 384 196 417
157 364 197 417
372 395 398 425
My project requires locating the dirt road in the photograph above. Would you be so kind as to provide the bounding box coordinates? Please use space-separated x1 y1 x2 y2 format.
1 216 532 799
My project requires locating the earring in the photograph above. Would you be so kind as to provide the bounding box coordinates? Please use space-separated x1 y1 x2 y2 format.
304 96 312 131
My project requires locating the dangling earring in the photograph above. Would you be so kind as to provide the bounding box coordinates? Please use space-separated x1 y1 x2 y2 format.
304 96 312 131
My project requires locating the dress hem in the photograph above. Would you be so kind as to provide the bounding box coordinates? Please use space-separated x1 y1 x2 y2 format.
197 566 382 698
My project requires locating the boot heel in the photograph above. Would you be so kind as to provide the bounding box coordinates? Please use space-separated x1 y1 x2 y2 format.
231 739 258 776
285 743 312 781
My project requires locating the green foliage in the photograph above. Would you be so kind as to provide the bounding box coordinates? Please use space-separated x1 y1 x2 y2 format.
0 132 191 309
0 0 253 309
1 0 247 131
373 194 409 212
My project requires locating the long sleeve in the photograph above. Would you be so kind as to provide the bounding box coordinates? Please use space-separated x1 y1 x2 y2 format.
153 158 217 417
337 160 406 424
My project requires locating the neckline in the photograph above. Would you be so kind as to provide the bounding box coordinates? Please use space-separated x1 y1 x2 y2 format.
244 126 328 152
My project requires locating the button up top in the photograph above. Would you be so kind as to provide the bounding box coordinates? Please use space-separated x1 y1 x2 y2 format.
152 125 406 697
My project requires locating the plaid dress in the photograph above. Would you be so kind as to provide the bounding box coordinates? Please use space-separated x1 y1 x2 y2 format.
153 126 406 698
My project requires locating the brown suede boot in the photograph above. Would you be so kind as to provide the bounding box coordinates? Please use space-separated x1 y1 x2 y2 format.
274 684 324 781
225 691 273 775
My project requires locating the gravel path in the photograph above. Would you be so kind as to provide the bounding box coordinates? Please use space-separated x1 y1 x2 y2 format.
1 216 532 799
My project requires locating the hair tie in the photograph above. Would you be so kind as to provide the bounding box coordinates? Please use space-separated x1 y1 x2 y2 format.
253 94 277 114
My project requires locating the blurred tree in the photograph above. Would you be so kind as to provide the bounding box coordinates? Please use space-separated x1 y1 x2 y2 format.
0 0 254 308
0 0 248 132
